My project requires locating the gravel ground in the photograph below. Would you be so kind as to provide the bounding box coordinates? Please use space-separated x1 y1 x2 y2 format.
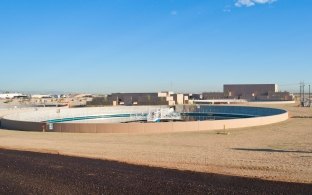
0 149 311 195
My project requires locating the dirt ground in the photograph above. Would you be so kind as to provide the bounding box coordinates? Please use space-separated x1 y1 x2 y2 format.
0 103 311 184
1 149 311 195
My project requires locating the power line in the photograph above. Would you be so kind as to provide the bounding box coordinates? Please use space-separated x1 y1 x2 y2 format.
279 82 312 87
279 83 300 86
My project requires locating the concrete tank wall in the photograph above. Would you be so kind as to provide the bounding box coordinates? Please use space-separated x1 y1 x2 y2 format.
1 112 288 133
0 106 289 133
50 112 288 133
1 119 45 132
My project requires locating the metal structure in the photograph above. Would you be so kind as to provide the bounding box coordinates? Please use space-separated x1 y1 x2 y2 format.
130 113 147 121
300 82 312 107
309 84 311 107
147 108 181 122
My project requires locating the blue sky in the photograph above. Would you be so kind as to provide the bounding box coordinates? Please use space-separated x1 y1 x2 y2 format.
0 0 311 93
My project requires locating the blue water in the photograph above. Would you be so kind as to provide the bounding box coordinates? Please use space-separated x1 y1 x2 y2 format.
46 106 286 123
180 105 286 121
181 112 256 121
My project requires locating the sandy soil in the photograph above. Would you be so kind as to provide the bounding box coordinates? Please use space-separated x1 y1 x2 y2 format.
0 103 311 184
1 149 311 195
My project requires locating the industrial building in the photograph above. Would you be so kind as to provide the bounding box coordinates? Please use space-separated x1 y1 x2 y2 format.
87 92 195 106
31 94 53 99
203 84 293 101
87 84 293 107
0 93 28 99
102 92 190 106
224 84 293 101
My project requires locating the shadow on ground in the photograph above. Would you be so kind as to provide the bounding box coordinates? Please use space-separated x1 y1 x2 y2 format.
232 148 312 154
0 149 311 194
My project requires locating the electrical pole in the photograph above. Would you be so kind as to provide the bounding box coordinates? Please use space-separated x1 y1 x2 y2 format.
303 82 305 106
300 82 302 106
308 84 311 106
300 83 301 103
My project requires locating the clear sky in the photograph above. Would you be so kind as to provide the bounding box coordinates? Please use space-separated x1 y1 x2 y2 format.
0 0 311 93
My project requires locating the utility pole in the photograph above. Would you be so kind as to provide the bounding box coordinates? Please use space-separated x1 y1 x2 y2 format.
299 81 306 107
300 82 302 104
303 82 305 106
300 82 302 106
302 82 305 103
308 84 311 106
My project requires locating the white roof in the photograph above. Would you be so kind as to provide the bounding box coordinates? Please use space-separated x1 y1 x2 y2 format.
0 93 26 98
